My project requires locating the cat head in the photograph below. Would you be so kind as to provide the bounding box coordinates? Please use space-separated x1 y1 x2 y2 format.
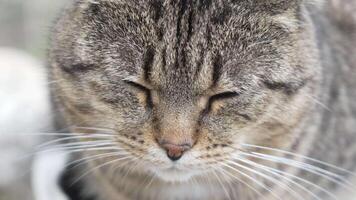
50 0 321 182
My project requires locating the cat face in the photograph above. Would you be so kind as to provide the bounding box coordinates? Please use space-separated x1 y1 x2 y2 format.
50 0 320 182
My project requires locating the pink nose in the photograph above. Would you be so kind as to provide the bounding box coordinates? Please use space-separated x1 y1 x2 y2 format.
160 142 192 161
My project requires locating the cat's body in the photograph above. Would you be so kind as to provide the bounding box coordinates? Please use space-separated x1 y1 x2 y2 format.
49 0 356 200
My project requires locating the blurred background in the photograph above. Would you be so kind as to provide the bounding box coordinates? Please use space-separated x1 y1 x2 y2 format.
0 1 70 200
0 0 70 58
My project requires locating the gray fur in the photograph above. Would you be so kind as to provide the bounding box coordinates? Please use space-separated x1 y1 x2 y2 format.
49 0 356 199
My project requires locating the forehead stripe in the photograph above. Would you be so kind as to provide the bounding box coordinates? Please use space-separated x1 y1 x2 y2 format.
143 46 155 82
212 54 223 87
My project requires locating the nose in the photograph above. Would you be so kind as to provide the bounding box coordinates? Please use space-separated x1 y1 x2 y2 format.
160 141 192 161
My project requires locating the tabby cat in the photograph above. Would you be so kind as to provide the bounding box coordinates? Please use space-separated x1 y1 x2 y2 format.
48 0 356 199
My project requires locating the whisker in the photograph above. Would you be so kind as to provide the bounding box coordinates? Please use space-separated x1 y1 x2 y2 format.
46 141 115 149
71 156 133 186
233 145 356 193
143 174 156 190
220 162 282 200
241 143 356 177
56 147 122 153
214 165 265 200
120 156 143 181
41 143 117 154
201 170 215 193
71 126 116 134
137 173 151 189
110 156 140 182
253 152 344 180
227 160 304 200
20 146 122 161
249 152 356 191
36 135 115 149
235 154 338 200
216 168 236 199
191 176 199 186
67 151 129 169
304 94 332 112
211 169 232 200
13 133 97 137
45 79 64 86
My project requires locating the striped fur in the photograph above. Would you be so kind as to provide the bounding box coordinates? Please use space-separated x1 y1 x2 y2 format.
49 0 356 199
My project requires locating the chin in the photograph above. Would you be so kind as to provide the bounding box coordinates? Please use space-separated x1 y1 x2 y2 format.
153 168 197 183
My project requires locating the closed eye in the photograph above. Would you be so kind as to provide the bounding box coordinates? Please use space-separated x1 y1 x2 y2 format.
206 91 239 112
124 80 153 108
124 80 150 92
209 91 240 102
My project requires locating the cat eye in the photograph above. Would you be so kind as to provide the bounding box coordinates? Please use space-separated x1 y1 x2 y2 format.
209 91 240 102
205 91 239 112
124 80 150 92
124 80 153 108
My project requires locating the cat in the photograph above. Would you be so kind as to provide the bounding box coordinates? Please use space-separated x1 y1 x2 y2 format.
48 0 356 199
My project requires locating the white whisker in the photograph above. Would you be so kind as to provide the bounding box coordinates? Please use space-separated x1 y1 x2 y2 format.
143 174 156 190
234 155 332 200
213 165 265 199
26 147 122 160
212 169 232 200
41 143 117 154
240 154 338 200
227 160 304 200
67 151 129 169
120 156 143 181
250 152 356 191
234 145 356 193
71 126 116 134
241 143 356 177
47 141 115 149
110 156 140 181
37 135 115 148
14 133 95 137
304 94 332 112
220 162 282 200
71 156 133 185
